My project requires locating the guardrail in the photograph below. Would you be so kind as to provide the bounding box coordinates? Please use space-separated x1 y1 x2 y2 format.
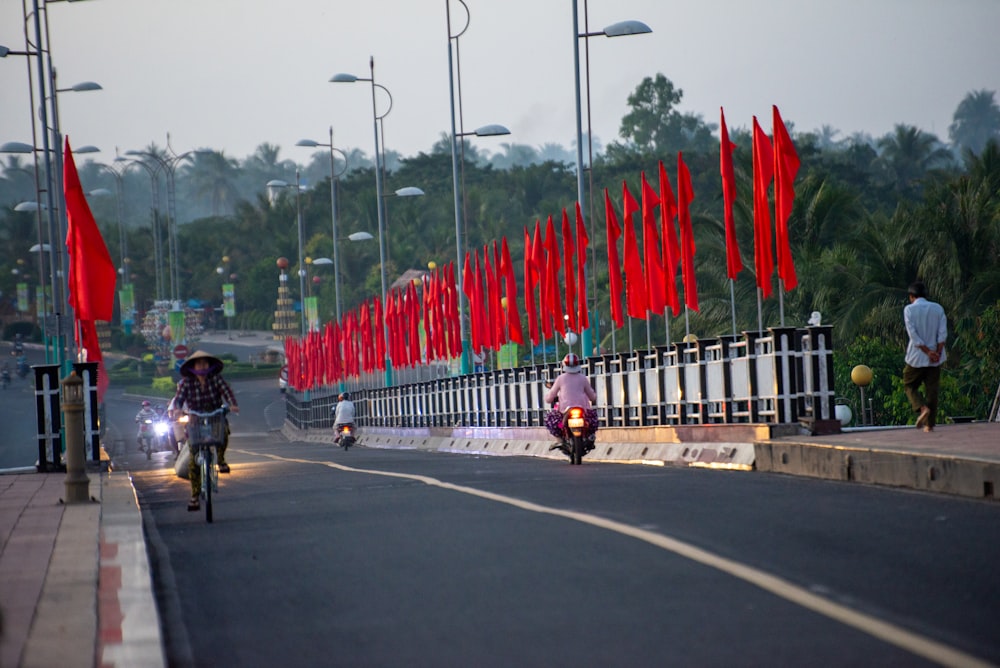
284 326 835 433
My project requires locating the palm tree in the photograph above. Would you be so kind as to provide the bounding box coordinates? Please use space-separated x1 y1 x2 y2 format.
876 124 955 198
183 151 240 217
948 89 1000 156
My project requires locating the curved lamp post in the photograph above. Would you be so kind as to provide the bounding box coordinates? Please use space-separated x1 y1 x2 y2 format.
447 0 511 374
573 1 650 356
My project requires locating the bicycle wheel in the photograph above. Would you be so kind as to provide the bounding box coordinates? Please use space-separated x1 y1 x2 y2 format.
201 447 213 523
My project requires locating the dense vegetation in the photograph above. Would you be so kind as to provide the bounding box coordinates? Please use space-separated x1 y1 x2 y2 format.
2 76 999 421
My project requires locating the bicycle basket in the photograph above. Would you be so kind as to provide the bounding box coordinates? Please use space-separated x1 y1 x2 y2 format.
187 411 226 446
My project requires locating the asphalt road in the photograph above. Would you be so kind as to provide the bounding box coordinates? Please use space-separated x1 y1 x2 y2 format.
101 379 1000 667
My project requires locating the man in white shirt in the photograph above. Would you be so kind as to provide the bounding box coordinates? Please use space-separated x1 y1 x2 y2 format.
902 281 948 432
332 392 356 443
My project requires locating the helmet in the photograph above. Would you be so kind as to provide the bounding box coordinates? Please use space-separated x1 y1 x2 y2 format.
142 400 151 407
338 392 349 401
562 353 582 373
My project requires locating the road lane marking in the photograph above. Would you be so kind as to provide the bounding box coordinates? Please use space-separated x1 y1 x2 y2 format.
239 450 993 668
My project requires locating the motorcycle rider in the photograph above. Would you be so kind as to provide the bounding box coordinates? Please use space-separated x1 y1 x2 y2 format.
543 353 598 452
171 350 239 511
135 400 159 451
2 362 10 389
332 392 355 445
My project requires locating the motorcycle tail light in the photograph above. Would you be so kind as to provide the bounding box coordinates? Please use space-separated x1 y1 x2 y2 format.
566 408 585 430
178 415 190 424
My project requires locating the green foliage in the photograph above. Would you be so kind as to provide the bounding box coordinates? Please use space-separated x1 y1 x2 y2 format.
151 376 177 394
3 322 40 342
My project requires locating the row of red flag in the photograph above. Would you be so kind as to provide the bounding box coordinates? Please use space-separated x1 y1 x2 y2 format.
285 105 801 390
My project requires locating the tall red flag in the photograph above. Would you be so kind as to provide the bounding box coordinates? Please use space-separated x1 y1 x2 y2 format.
677 152 698 312
483 245 500 350
544 215 565 334
64 137 116 322
523 226 540 346
773 105 800 291
531 220 550 340
561 209 578 332
500 236 524 345
462 251 480 354
752 116 775 298
605 189 625 330
641 171 665 316
574 202 590 332
491 241 506 348
621 182 647 320
373 295 386 369
720 108 742 280
474 251 488 352
447 262 462 358
657 161 681 317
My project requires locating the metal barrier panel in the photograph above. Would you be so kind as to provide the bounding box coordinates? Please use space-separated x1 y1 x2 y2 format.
808 326 836 421
727 337 752 422
72 362 101 461
752 332 778 423
33 365 62 471
703 339 730 423
770 327 799 423
608 354 626 426
624 351 643 426
660 347 681 424
641 348 662 425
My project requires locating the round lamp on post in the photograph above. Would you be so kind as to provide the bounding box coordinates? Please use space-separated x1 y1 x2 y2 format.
851 364 874 426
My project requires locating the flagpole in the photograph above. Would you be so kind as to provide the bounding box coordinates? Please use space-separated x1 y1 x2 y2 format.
778 281 786 326
730 280 738 338
664 308 670 348
756 288 764 334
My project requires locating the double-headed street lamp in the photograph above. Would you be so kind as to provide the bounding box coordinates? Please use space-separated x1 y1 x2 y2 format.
573 1 650 356
266 174 308 336
295 129 348 323
446 0 511 375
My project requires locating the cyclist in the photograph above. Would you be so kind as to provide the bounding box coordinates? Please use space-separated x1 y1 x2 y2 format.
171 350 239 511
332 392 355 444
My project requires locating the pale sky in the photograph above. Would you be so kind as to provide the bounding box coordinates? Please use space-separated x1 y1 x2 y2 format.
2 0 998 167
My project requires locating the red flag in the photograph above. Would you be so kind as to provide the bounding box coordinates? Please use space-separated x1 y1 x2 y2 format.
373 295 385 369
658 161 681 317
622 182 647 320
483 246 500 351
500 236 524 345
462 251 479 354
544 215 565 334
677 152 698 312
531 220 549 340
491 241 505 348
561 209 578 332
474 251 487 353
605 189 624 330
752 116 775 298
641 171 665 316
720 108 742 280
773 105 800 291
407 281 422 365
523 226 540 346
64 137 116 322
574 202 590 332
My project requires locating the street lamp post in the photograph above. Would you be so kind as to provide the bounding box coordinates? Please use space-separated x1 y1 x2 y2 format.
295 129 348 323
117 155 167 301
573 1 650 357
266 175 308 336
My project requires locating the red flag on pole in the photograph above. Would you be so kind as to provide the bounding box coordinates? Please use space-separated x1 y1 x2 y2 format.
622 181 647 320
561 208 578 332
752 116 775 299
532 220 550 341
500 236 524 345
720 108 742 280
677 152 698 312
544 215 565 335
523 226 540 346
446 263 462 358
641 171 665 316
657 161 681 317
605 189 624 330
461 251 480 354
773 105 800 291
574 202 589 332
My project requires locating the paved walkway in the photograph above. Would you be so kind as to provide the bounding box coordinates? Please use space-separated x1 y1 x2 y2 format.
0 420 996 667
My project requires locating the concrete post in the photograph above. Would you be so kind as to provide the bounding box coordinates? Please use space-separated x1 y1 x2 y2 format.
61 371 90 503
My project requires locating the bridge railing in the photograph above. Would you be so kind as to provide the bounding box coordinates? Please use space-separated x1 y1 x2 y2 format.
284 326 835 432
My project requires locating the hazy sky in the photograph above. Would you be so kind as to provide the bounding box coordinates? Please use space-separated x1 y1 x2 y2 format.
2 0 998 168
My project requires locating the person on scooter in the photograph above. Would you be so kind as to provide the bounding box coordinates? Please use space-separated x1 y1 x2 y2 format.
171 350 239 511
135 400 159 451
332 392 355 444
2 362 11 389
544 353 598 452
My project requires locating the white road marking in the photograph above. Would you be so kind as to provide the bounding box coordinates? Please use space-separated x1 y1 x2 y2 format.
235 449 994 668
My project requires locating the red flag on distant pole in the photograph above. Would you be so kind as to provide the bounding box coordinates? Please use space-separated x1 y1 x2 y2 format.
446 262 462 358
720 108 742 280
621 182 647 320
640 171 665 317
561 209 577 332
752 116 775 299
773 105 800 291
532 220 550 341
677 152 698 312
574 202 589 332
461 251 480 354
523 226 540 346
605 189 624 330
64 137 117 400
544 215 565 334
657 161 681 317
500 236 524 345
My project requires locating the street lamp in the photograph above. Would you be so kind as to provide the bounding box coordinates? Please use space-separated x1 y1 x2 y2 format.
266 174 308 335
447 0 511 375
116 155 167 301
573 1 650 356
296 130 348 323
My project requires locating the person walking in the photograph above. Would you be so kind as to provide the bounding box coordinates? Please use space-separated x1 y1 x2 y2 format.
902 281 947 432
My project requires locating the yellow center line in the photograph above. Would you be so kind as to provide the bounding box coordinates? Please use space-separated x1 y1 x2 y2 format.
235 449 994 668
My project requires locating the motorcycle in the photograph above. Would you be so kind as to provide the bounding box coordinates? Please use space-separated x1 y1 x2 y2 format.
139 409 174 460
335 423 356 450
556 406 597 465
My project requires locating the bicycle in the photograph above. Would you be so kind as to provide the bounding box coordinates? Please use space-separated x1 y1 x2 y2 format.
186 407 228 523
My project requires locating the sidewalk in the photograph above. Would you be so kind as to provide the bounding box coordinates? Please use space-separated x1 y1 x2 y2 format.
0 468 164 668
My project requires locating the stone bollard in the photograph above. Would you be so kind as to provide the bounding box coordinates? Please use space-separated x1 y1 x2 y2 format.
61 371 91 503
